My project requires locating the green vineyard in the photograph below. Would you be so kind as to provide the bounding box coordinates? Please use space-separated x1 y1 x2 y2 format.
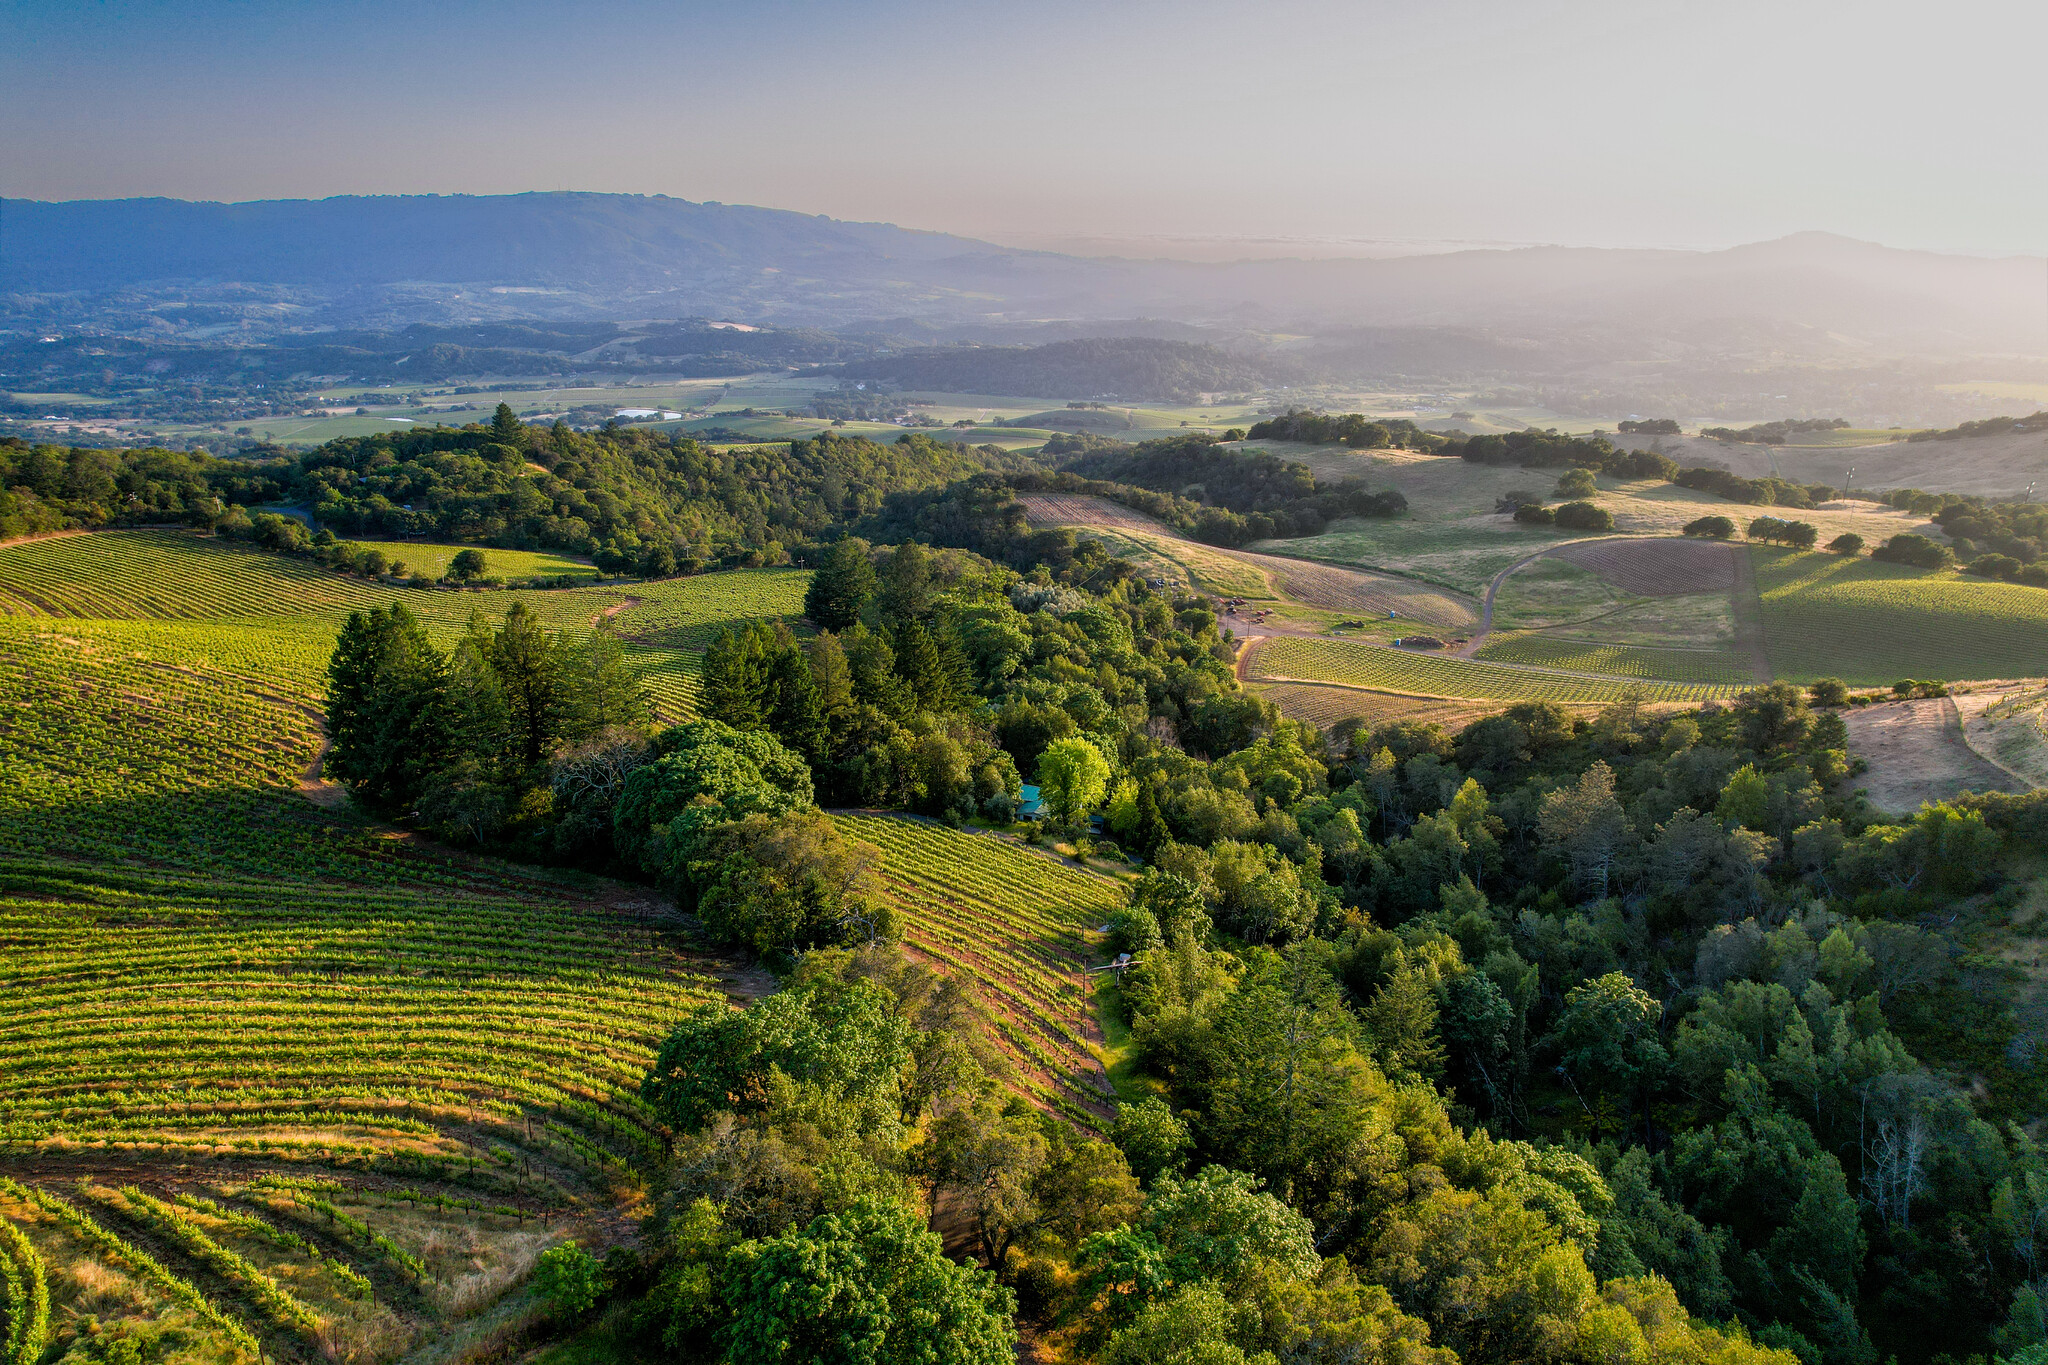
0 621 735 1364
1751 546 2048 684
1250 636 1742 704
833 814 1126 1124
1472 633 1759 685
0 529 809 720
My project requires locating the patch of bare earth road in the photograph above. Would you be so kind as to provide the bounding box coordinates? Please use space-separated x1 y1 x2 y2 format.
1845 696 2030 815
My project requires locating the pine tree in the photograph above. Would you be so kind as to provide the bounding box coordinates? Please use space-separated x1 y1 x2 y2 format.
807 632 856 721
804 538 876 630
893 621 950 713
765 637 827 764
1133 781 1172 860
324 603 451 810
876 540 933 623
565 622 652 742
701 625 770 729
491 402 526 446
488 601 570 768
845 623 911 717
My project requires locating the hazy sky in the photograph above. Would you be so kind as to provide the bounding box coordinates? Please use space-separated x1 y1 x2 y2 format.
5 0 2045 257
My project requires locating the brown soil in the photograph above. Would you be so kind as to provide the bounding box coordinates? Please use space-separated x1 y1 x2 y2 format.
1844 696 2030 815
591 595 644 627
0 527 93 550
1252 680 1511 732
297 737 349 809
1553 536 1740 596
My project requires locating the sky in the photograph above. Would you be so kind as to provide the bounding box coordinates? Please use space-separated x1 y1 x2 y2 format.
5 0 2046 258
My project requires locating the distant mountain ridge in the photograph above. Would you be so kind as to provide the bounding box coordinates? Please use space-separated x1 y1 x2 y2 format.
4 194 2045 357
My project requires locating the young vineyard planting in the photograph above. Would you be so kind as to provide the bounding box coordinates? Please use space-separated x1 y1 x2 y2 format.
832 814 1127 1123
1249 635 1742 704
1752 544 2048 683
1472 632 1758 685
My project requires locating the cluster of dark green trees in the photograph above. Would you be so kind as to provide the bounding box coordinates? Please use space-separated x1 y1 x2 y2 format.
1908 412 2048 442
295 408 1010 571
568 665 2048 1363
1703 419 1851 445
1246 411 1439 449
324 601 651 845
697 535 1250 822
0 437 285 539
1053 434 1408 542
1 408 1014 574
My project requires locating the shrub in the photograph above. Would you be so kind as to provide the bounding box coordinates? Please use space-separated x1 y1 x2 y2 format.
1826 533 1864 555
1871 533 1953 569
1684 516 1736 539
1512 503 1554 525
1967 553 2024 580
1554 468 1598 499
535 1243 604 1318
1809 678 1850 708
1552 501 1614 531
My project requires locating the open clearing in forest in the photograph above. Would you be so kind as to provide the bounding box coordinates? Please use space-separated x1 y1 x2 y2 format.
1551 537 1739 596
830 814 1126 1124
1247 682 1516 733
1958 687 2048 790
1844 696 2030 814
1015 491 1478 633
1469 538 1764 686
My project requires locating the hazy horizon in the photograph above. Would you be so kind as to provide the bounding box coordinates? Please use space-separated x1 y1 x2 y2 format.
6 0 2046 259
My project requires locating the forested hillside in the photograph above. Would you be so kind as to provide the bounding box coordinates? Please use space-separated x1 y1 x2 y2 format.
0 407 1013 566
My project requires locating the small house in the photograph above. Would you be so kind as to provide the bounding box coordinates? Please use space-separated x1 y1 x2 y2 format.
1018 784 1044 817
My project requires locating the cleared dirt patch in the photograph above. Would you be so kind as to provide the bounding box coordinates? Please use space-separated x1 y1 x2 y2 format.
1255 555 1477 630
1554 537 1739 596
1017 492 1172 535
1253 681 1506 732
1844 697 2029 814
